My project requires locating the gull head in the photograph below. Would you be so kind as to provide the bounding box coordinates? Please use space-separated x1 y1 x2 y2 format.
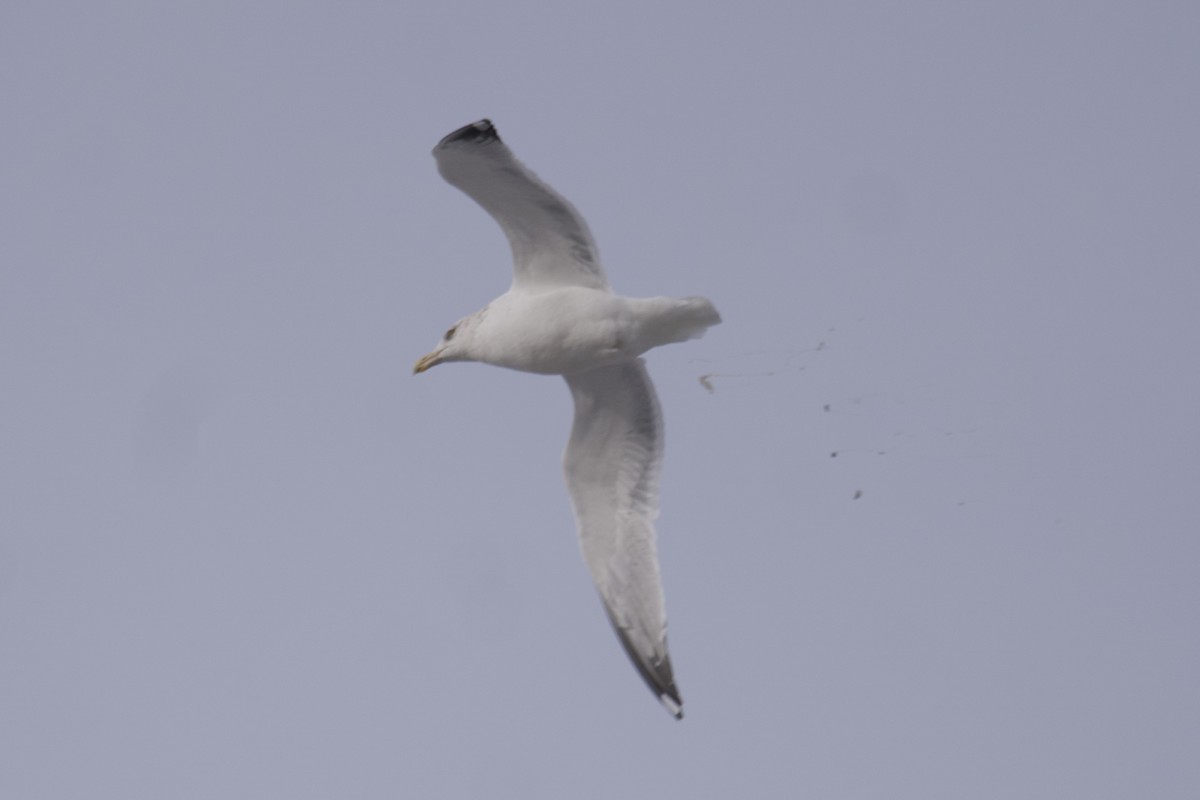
413 315 477 374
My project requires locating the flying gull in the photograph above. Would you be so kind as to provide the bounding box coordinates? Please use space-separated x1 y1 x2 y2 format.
414 120 720 718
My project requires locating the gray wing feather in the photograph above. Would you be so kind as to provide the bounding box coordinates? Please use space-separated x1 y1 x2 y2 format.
563 360 683 718
433 120 609 292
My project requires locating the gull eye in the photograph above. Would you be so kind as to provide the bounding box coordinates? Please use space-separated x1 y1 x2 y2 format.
444 325 458 341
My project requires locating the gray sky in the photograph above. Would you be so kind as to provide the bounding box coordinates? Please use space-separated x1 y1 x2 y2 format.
3 2 1198 797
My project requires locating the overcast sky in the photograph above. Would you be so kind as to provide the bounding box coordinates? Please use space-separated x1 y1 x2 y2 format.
3 2 1198 798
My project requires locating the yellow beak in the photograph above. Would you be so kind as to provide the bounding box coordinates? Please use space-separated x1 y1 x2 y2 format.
413 351 443 374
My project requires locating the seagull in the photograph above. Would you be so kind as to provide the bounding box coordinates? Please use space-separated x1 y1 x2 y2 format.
414 120 720 718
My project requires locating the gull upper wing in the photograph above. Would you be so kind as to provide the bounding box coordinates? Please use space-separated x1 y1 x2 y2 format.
563 360 682 718
433 120 609 292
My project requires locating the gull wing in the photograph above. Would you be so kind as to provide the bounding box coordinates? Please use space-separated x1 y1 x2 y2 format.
563 360 683 718
433 120 609 292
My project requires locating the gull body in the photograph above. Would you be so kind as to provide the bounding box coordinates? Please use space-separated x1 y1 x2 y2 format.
415 288 718 376
415 120 720 718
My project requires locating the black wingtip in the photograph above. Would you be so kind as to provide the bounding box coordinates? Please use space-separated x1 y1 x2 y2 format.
437 119 501 148
604 608 684 719
664 691 685 720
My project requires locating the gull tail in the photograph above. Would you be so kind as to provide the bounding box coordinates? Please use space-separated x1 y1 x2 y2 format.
633 296 722 351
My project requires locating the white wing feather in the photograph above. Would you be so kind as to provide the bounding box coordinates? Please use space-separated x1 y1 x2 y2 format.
563 360 682 718
433 120 609 292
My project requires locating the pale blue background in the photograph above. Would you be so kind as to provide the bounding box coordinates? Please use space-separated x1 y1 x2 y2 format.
3 2 1198 797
